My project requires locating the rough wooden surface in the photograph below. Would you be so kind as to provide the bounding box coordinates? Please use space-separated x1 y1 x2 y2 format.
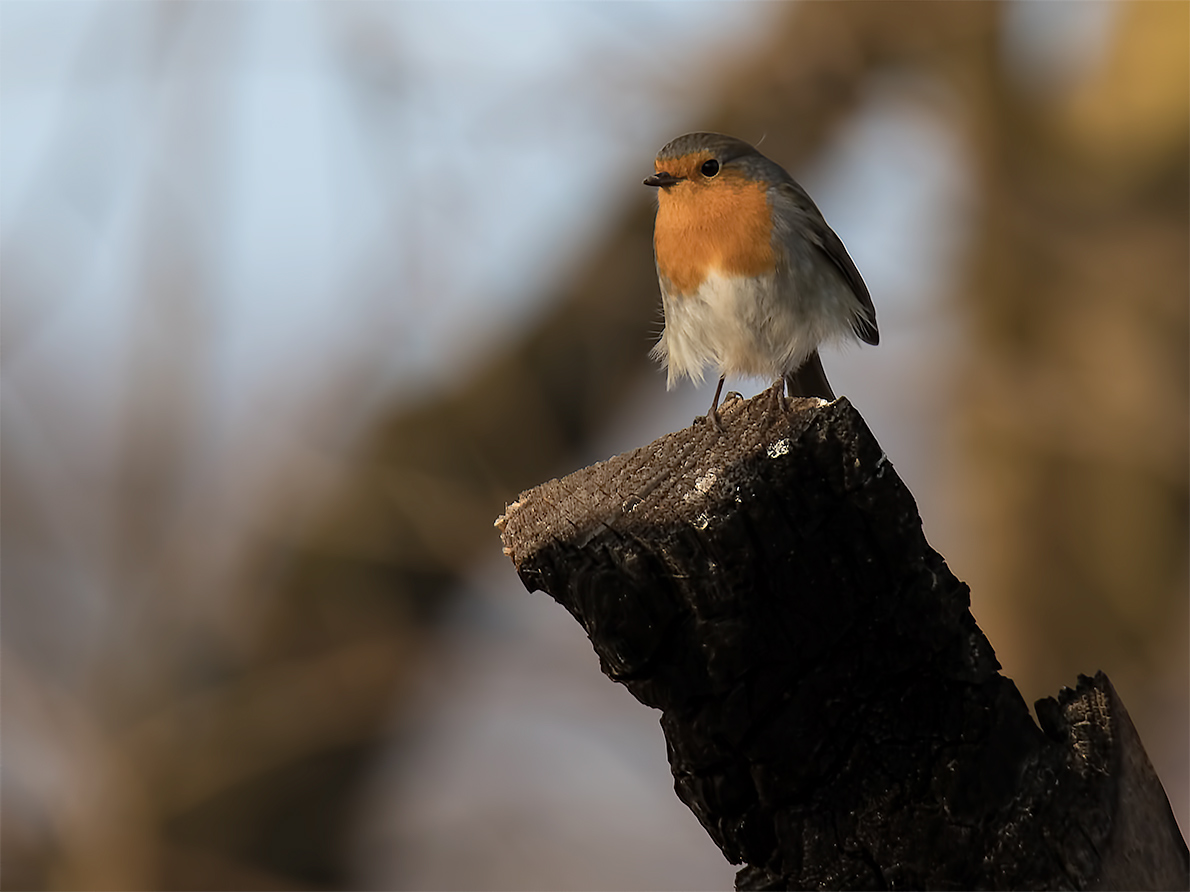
497 389 1188 890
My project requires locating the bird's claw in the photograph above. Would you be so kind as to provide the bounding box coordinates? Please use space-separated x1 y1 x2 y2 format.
771 379 788 413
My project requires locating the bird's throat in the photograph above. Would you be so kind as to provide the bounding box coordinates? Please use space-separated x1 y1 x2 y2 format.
654 177 774 296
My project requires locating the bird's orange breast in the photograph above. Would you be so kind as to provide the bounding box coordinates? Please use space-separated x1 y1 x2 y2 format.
653 163 775 296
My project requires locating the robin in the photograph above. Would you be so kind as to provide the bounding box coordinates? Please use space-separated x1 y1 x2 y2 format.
644 132 878 426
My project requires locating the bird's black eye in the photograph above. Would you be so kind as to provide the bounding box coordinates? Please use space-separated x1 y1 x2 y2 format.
701 159 720 178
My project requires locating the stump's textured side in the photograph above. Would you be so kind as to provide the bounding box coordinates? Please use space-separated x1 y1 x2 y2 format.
497 390 1188 890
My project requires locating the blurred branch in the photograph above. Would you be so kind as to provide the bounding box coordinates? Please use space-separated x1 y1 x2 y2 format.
123 633 426 818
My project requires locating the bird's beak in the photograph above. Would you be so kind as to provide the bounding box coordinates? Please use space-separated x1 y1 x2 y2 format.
644 171 682 188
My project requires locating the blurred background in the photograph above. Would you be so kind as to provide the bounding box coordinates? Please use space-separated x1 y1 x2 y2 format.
2 2 1186 889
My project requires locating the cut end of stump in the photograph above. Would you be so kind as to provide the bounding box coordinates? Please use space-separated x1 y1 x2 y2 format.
497 391 856 573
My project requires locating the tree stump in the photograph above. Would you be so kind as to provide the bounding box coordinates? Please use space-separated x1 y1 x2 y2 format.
496 387 1188 890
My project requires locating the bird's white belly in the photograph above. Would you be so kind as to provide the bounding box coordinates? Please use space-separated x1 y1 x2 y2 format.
652 269 852 389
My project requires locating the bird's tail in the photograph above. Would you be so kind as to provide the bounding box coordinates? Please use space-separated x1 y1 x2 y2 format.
784 350 835 401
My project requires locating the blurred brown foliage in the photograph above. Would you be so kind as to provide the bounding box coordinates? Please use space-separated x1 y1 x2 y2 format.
3 3 1185 889
959 1 1188 700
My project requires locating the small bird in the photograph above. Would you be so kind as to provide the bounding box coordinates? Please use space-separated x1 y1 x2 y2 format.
644 132 877 425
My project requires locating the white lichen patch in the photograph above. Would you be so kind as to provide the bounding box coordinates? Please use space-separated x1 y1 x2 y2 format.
493 498 523 530
684 470 719 504
767 438 790 459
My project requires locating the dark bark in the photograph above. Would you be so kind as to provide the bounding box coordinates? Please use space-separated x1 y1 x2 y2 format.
497 387 1188 891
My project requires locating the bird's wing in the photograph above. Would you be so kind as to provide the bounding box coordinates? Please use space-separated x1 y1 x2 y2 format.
774 182 879 346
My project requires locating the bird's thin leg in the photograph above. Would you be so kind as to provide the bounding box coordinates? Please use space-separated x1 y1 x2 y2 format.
777 376 788 413
708 376 725 431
